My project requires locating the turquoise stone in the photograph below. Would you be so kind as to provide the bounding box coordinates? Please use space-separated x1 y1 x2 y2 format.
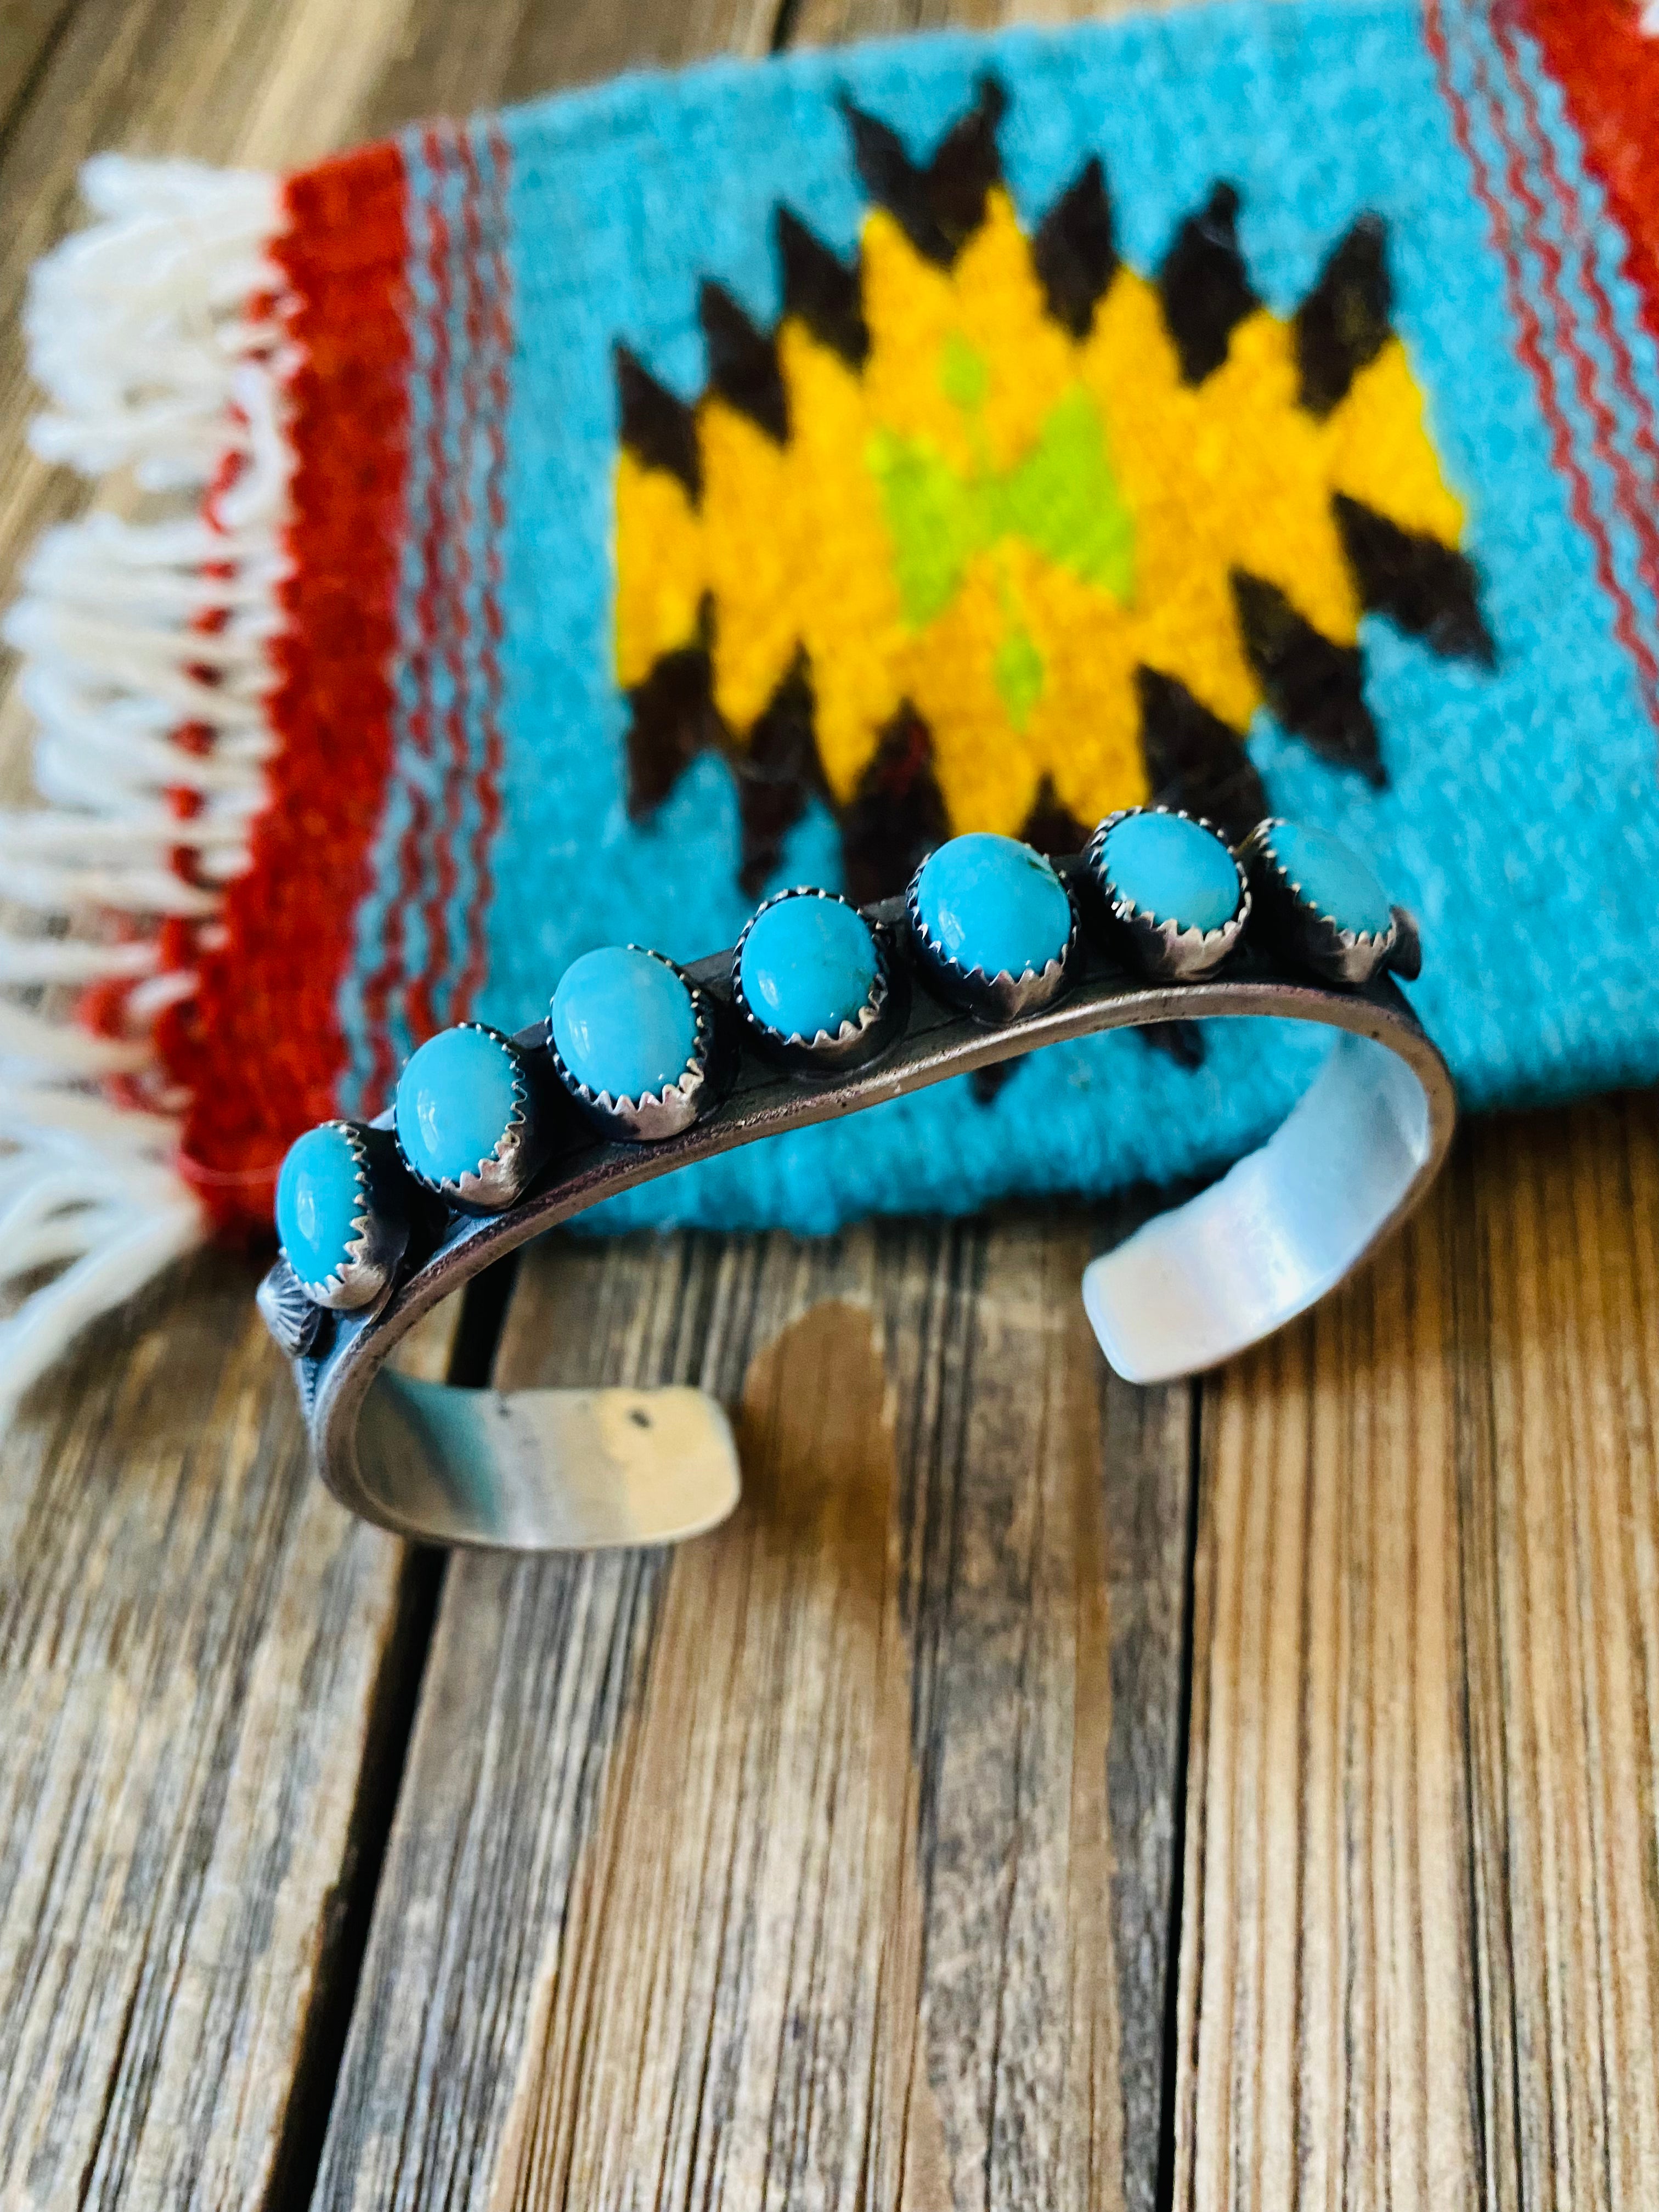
551 945 698 1102
276 1123 365 1289
740 894 879 1041
396 1025 521 1187
912 833 1072 980
1269 821 1392 938
1099 811 1241 933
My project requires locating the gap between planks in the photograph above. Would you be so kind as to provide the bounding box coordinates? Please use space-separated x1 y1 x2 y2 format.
1173 1093 1659 2212
312 1212 1195 2212
0 0 709 2202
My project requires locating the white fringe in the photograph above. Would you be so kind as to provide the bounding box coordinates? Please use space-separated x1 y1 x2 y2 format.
0 154 288 1421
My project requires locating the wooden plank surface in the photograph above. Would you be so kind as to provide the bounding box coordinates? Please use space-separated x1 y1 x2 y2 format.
315 1218 1193 2211
0 0 452 2204
317 3 1194 2203
787 0 1200 42
1172 1093 1659 2212
0 1256 422 2210
0 2 78 165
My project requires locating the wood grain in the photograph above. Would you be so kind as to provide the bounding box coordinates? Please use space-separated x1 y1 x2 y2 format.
0 1 462 2204
0 1256 411 2209
313 4 1193 2201
1173 1094 1659 2212
0 1 77 163
352 0 781 146
786 0 1221 49
316 1217 1192 2210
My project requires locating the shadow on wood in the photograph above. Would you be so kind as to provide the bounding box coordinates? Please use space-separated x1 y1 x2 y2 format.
315 1217 1193 2210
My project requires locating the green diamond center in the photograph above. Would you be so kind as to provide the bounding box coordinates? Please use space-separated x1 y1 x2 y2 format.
866 335 1136 727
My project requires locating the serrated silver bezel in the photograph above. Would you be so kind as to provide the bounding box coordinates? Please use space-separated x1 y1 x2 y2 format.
731 887 897 1073
281 1119 409 1314
394 1020 540 1213
905 849 1078 1022
546 947 714 1142
1087 806 1250 982
1242 818 1400 986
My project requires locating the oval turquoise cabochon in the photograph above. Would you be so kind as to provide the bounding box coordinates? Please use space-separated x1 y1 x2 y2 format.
1099 811 1241 934
276 1122 365 1289
740 894 879 1040
396 1025 522 1186
550 945 699 1102
1267 821 1392 939
912 833 1073 981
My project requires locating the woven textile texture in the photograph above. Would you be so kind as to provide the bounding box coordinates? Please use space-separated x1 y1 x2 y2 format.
4 0 1659 1387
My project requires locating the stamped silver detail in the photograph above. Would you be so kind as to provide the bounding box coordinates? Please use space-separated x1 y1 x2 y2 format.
256 1255 328 1358
1087 806 1250 982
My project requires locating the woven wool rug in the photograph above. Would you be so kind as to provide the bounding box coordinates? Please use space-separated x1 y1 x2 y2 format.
2 0 1657 1404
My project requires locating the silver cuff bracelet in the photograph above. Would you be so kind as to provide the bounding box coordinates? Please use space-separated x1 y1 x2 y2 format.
259 826 1456 1553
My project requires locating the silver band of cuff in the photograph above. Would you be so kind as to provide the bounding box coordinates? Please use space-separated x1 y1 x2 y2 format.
271 879 1455 1553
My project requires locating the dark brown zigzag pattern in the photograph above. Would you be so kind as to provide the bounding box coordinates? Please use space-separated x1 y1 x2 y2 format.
615 80 1497 1080
1158 183 1259 386
840 76 1007 269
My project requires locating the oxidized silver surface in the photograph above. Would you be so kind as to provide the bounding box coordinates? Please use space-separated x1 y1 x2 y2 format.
731 887 899 1074
546 948 714 1142
262 878 1457 1554
1386 904 1423 981
396 1020 544 1213
1087 806 1250 982
904 862 1078 1021
1242 819 1404 986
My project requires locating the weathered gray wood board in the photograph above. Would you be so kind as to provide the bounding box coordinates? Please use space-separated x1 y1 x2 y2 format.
787 0 1211 42
0 0 458 2202
315 1217 1193 2211
0 1256 414 2209
352 0 782 146
1173 1094 1659 2212
317 0 1193 2197
0 3 78 173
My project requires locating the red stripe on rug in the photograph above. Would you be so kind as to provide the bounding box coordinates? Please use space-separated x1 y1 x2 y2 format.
359 124 458 1107
1425 0 1659 731
416 123 490 1039
453 120 511 1023
1490 5 1659 634
1510 0 1659 348
166 139 414 1231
